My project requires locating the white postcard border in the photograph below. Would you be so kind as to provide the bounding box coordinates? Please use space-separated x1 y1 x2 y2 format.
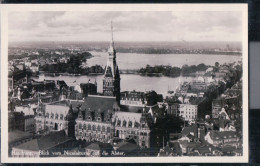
1 4 248 163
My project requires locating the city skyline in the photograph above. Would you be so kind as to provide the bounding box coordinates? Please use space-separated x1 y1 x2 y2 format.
9 11 242 42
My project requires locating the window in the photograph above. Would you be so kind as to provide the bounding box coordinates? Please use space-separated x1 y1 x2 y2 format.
88 124 91 130
46 113 49 118
92 125 96 131
79 123 82 129
128 121 132 128
51 113 54 119
60 114 63 120
107 127 111 132
97 125 101 131
123 120 127 127
102 126 105 132
117 120 121 126
55 113 58 119
83 124 86 130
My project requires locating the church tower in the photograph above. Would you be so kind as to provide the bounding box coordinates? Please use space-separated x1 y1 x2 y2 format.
103 21 120 102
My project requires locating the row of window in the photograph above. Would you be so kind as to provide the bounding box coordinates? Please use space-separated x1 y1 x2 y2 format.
45 113 64 120
115 120 145 128
77 123 111 133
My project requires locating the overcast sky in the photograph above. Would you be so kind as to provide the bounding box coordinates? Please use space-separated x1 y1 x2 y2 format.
8 11 242 42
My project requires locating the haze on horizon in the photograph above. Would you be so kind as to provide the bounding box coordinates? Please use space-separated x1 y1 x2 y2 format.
8 11 243 42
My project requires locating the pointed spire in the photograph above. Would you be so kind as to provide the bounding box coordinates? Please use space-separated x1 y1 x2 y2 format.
110 20 114 49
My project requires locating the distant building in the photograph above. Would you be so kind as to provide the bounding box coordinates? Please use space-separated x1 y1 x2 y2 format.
212 98 225 118
80 82 97 97
120 90 162 108
8 111 35 133
179 104 197 121
120 91 147 107
204 130 240 147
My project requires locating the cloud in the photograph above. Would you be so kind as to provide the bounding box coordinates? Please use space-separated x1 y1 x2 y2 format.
8 11 242 42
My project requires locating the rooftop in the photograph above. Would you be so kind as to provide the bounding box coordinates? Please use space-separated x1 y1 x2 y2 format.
13 130 72 151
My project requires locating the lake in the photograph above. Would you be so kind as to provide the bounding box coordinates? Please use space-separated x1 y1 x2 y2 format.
87 51 242 70
35 74 193 97
35 52 241 97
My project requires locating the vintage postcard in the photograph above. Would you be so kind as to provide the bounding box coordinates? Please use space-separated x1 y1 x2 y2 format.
1 4 248 163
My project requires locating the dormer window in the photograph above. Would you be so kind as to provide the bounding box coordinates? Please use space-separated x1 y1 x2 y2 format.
88 116 91 120
117 120 121 126
123 120 127 127
128 121 132 128
51 113 54 119
134 122 139 128
60 114 63 120
79 123 82 129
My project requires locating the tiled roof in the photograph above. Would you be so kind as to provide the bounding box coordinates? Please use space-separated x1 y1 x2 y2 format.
9 130 33 144
116 142 139 152
72 95 119 112
15 106 34 116
209 131 238 141
86 142 112 151
13 130 72 151
45 104 70 116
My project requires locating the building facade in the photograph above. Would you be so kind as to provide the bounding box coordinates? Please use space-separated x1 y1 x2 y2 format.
35 101 73 135
179 104 198 121
74 95 120 143
114 111 153 148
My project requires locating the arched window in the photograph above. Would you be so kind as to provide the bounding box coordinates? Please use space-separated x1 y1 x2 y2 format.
97 125 101 131
107 127 111 132
83 124 86 130
102 126 105 132
45 113 49 118
128 121 132 128
92 125 96 131
55 113 58 119
60 114 63 120
51 113 54 119
117 120 121 126
88 124 91 130
123 120 127 127
79 123 82 129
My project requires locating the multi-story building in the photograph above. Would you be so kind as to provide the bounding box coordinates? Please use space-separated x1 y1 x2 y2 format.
74 95 118 143
204 130 240 148
179 104 198 121
114 111 153 148
35 100 74 136
212 98 225 118
120 91 147 107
